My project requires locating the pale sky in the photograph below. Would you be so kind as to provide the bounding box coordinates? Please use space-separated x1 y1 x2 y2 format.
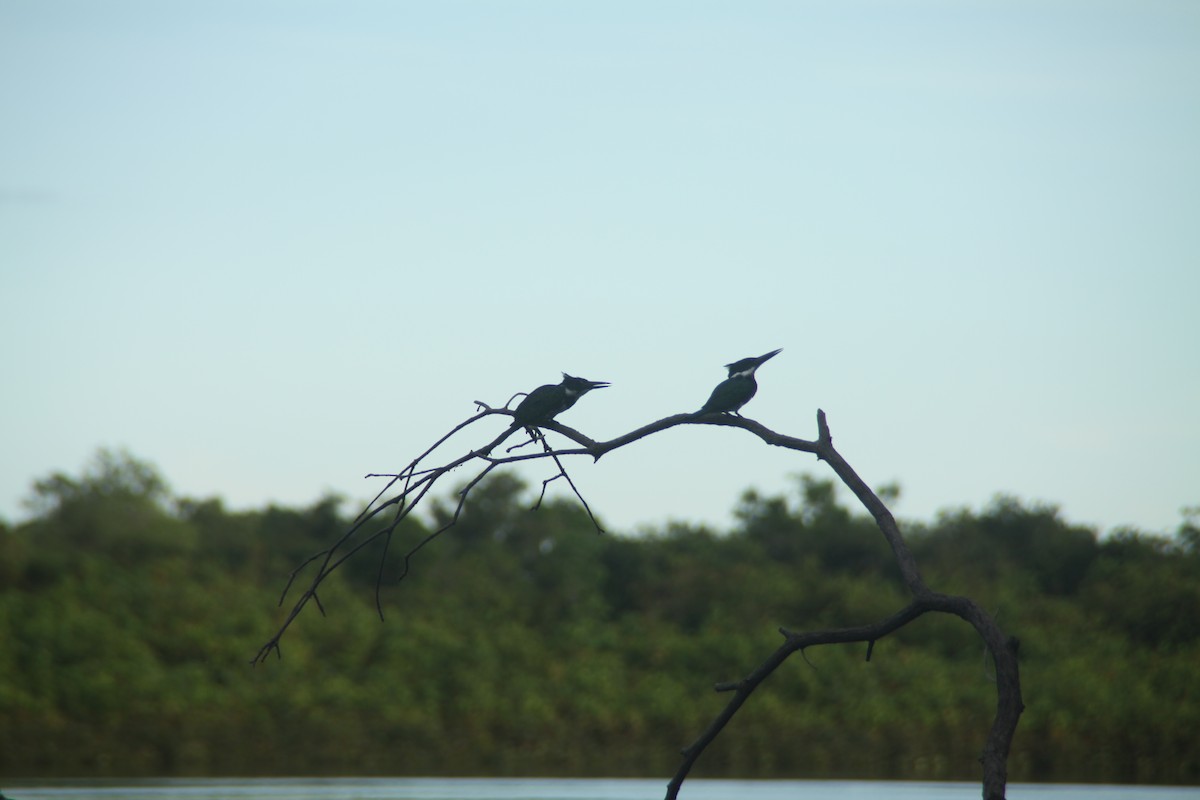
2 1 1198 537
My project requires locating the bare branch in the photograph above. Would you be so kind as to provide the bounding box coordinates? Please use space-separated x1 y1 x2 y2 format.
537 436 604 534
251 402 1022 800
663 410 1022 800
667 599 930 800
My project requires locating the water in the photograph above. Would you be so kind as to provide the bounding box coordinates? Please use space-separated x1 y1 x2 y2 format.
1 778 1195 800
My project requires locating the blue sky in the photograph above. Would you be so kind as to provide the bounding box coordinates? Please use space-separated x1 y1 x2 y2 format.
2 1 1198 536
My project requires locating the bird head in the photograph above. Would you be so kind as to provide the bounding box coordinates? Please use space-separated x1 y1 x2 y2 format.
560 373 611 396
724 348 782 378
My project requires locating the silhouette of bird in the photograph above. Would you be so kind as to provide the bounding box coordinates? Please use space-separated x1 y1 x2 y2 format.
698 349 782 416
513 373 610 428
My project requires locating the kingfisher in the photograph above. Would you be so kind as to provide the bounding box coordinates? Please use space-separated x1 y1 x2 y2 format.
698 348 782 416
512 373 610 428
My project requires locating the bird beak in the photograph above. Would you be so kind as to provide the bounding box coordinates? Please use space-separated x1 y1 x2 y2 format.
588 380 611 390
755 348 783 365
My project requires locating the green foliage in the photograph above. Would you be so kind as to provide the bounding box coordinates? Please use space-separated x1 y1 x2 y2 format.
19 449 195 567
0 451 1196 783
1080 530 1200 648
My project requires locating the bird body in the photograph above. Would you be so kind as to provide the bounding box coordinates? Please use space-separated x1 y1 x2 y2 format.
513 373 609 428
699 348 782 415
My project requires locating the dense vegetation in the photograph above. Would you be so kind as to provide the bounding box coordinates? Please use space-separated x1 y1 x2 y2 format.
1 450 1197 783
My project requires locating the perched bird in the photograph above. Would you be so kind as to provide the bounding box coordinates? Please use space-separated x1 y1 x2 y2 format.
513 373 610 428
698 348 782 416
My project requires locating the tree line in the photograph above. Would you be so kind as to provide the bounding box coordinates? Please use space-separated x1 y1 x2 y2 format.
0 449 1196 782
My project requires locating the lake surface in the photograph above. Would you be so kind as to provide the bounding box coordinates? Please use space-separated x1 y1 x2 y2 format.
1 778 1195 800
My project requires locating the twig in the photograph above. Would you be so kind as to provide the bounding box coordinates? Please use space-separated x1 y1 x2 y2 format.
538 434 604 534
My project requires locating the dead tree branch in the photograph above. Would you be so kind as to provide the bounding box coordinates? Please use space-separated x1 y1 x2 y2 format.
252 403 1023 800
661 410 1023 800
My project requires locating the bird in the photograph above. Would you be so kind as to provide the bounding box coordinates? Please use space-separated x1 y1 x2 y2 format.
698 348 782 416
512 373 610 429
